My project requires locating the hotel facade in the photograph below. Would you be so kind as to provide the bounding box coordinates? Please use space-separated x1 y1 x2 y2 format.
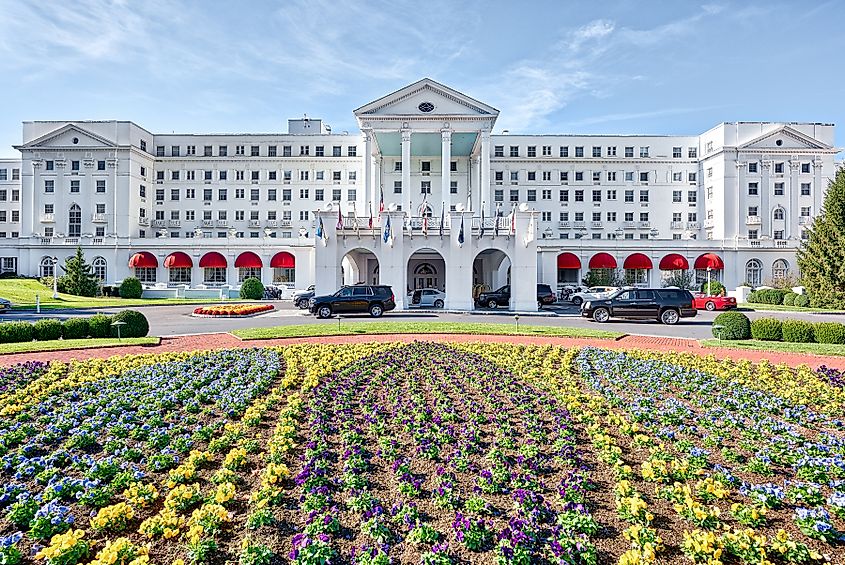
0 79 838 309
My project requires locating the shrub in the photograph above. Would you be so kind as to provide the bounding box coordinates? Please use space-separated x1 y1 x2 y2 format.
62 318 90 340
88 314 113 338
781 319 815 343
701 280 726 296
110 310 149 338
119 277 143 299
32 319 63 341
0 322 33 343
813 322 845 344
748 289 789 305
782 292 797 306
750 318 782 341
712 312 751 340
239 278 264 300
794 294 810 308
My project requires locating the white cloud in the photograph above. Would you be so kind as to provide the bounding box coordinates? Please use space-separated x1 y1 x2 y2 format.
566 19 616 52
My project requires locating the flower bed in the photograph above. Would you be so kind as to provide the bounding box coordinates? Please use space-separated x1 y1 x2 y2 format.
192 304 274 317
0 343 842 564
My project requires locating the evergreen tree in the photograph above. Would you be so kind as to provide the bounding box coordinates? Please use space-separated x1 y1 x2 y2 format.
797 167 845 308
61 247 99 297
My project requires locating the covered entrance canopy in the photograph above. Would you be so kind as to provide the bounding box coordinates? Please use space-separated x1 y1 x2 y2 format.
659 253 689 270
128 252 157 268
589 252 617 269
164 252 192 268
694 253 724 270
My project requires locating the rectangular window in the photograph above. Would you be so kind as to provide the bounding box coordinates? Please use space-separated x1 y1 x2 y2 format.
70 180 80 193
45 180 54 193
299 188 308 199
688 147 697 158
251 170 259 181
450 181 458 194
421 181 431 194
186 145 196 156
672 172 682 182
421 161 431 172
527 146 536 157
509 189 519 202
748 206 758 216
774 230 784 240
592 189 601 202
219 170 227 181
606 189 616 200
204 170 213 181
592 146 601 158
527 172 536 181
625 146 634 158
748 182 759 195
673 190 682 202
281 189 290 201
560 190 568 202
575 146 584 157
171 189 180 201
494 189 504 202
156 146 165 157
394 181 402 194
300 146 309 156
560 172 568 182
542 189 551 199
282 146 291 157
156 188 165 201
203 189 212 201
607 171 617 182
688 172 697 182
801 183 811 196
748 229 758 240
774 162 784 174
511 171 519 182
203 145 213 157
494 146 504 157
639 172 648 182
71 160 80 171
687 190 697 203
527 189 536 201
673 147 682 158
640 212 649 222
96 180 106 193
560 146 569 157
607 146 617 157
574 190 584 202
347 146 357 157
250 189 259 201
688 212 697 222
625 171 634 182
186 188 195 199
233 188 243 199
575 172 583 181
509 146 519 157
217 188 227 201
748 162 758 173
800 206 811 217
171 170 180 181
801 162 811 174
639 190 649 202
624 190 634 203
332 189 342 201
592 171 600 182
542 145 551 156
217 145 227 157
315 189 324 201
774 182 784 196
315 146 324 157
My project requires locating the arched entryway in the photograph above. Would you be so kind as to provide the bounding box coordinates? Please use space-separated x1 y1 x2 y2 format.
342 248 380 286
472 248 511 307
407 248 446 306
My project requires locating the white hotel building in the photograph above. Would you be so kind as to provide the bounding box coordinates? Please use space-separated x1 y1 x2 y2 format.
0 79 838 310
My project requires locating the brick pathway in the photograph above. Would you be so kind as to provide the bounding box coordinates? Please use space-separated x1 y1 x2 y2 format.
0 332 843 369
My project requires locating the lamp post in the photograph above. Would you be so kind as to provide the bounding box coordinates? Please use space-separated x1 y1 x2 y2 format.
706 266 712 295
51 256 59 298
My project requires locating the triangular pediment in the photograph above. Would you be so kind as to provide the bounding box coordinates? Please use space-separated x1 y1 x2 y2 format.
354 78 499 118
739 125 831 151
18 124 117 150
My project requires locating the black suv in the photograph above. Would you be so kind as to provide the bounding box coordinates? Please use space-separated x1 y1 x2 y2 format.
309 285 396 318
476 284 557 309
581 288 697 325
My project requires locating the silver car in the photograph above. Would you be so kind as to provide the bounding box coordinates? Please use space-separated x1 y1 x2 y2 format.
410 288 446 308
0 297 10 311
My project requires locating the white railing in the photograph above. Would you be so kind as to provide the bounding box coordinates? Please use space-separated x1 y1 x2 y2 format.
558 221 570 228
687 221 701 229
152 219 165 227
216 220 229 227
138 217 149 226
591 221 603 229
91 213 106 223
248 219 261 227
201 219 213 227
638 221 651 229
40 214 55 223
670 221 683 229
746 216 761 225
623 222 636 229
169 220 181 227
798 216 811 225
266 220 278 227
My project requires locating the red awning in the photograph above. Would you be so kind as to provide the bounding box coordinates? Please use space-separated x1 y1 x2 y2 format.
659 253 689 270
694 253 724 270
199 252 227 268
589 252 617 269
270 252 295 268
164 252 193 268
557 252 581 269
128 252 157 268
623 253 653 270
235 251 263 268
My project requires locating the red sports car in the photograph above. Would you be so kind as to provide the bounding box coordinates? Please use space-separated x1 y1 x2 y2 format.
693 293 737 311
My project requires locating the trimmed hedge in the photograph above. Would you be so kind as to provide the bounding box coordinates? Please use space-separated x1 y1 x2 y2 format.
712 312 751 340
110 310 149 338
747 289 790 305
62 317 90 340
814 322 845 344
32 319 63 341
782 292 797 306
119 277 143 299
750 318 782 341
781 319 815 343
0 322 33 344
88 314 113 338
701 281 726 296
239 278 264 300
794 294 810 308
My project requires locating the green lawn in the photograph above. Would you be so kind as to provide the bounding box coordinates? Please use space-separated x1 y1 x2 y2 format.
700 338 845 356
0 337 160 355
738 303 843 313
233 321 624 340
0 279 222 310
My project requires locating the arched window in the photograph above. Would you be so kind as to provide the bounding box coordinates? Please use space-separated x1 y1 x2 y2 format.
92 257 107 281
68 204 81 237
40 256 55 278
772 259 789 282
746 259 763 287
413 263 438 290
773 208 785 221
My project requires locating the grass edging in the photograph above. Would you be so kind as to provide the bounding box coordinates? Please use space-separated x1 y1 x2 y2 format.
737 303 844 314
232 321 623 341
700 338 845 356
0 337 160 355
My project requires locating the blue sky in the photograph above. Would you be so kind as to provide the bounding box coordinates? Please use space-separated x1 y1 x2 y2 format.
0 0 843 157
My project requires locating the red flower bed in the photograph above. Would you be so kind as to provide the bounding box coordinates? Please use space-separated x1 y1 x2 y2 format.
193 304 274 316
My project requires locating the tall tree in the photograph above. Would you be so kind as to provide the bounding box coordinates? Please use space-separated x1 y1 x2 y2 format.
797 167 845 307
61 247 99 297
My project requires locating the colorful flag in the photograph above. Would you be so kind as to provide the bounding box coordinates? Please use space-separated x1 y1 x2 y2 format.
509 208 516 237
479 204 486 239
336 206 343 230
378 188 385 222
383 215 391 244
457 215 465 247
316 216 327 244
493 203 500 238
439 203 445 238
525 212 536 246
368 202 373 230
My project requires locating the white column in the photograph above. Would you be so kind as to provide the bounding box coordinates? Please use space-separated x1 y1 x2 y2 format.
441 129 452 213
364 131 374 218
480 130 491 216
401 130 412 214
813 158 823 225
472 156 481 213
761 160 771 237
735 162 746 241
789 161 800 240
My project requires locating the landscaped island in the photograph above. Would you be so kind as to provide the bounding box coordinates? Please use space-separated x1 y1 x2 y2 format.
0 343 841 564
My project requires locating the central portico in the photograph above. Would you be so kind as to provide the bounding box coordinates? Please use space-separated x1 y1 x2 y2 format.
313 79 539 311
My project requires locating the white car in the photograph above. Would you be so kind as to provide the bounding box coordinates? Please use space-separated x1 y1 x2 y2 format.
569 286 619 306
410 288 446 308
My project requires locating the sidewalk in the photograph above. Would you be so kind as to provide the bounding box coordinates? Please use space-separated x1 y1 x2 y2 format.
0 332 842 369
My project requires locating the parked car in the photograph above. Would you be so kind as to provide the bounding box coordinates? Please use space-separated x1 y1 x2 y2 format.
0 297 9 311
476 284 557 309
569 286 619 306
292 285 316 309
309 285 396 318
693 292 737 311
410 288 446 308
581 288 697 325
